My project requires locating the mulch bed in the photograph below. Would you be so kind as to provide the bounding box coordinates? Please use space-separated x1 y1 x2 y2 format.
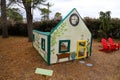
0 36 120 80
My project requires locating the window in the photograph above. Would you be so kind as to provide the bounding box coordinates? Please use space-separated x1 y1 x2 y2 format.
41 38 45 51
59 40 70 53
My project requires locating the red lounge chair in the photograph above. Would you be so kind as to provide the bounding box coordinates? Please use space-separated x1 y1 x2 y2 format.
108 37 119 50
100 38 111 51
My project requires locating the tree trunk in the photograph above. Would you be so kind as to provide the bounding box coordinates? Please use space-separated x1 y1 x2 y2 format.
1 0 8 38
23 1 33 42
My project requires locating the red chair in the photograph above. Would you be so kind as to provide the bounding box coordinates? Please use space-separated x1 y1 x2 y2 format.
108 37 119 50
100 38 111 51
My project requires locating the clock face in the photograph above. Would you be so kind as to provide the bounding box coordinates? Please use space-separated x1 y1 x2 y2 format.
69 13 79 26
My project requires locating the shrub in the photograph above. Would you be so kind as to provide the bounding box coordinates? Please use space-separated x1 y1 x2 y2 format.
0 18 120 39
8 22 27 36
84 17 100 38
34 20 59 32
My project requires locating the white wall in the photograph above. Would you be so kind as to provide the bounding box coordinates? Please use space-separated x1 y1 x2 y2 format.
33 31 48 62
50 9 92 64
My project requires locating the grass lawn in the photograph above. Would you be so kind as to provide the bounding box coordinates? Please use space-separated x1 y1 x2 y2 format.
0 36 120 80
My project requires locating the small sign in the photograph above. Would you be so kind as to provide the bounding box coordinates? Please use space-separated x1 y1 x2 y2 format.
35 68 53 76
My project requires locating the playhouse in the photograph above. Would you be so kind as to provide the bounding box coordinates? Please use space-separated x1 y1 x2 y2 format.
33 8 92 65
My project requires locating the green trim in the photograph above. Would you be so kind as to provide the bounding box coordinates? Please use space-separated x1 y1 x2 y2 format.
59 40 70 53
50 8 75 34
33 30 50 36
75 9 92 36
41 38 45 51
47 35 51 65
89 36 92 56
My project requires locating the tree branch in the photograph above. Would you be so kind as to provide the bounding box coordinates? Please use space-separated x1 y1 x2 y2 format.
14 1 25 9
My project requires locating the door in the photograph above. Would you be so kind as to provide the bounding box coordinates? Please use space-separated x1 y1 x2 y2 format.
76 40 87 59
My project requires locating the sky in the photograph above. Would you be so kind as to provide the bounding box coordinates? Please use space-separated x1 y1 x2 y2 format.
31 0 120 21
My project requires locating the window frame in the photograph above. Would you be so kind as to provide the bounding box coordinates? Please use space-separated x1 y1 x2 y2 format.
59 40 70 53
33 34 35 41
41 38 45 51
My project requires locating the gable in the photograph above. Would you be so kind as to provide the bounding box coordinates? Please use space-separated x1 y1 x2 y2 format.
51 8 91 41
50 8 92 64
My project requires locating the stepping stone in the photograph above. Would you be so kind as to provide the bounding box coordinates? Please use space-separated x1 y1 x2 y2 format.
86 63 93 67
79 60 85 64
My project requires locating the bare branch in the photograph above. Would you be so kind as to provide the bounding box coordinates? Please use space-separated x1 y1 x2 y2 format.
14 1 25 9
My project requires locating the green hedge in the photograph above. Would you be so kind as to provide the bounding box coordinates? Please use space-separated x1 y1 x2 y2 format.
0 19 120 39
8 22 27 36
34 20 59 32
84 17 120 39
84 18 100 39
0 20 59 36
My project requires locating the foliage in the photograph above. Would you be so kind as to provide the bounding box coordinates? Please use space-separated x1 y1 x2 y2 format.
0 20 59 36
38 2 53 21
7 8 23 22
0 17 120 39
54 12 62 21
98 11 113 39
84 17 120 39
7 0 47 42
34 20 59 32
23 0 47 41
55 12 61 17
45 2 53 20
39 8 51 21
84 17 100 38
110 18 120 39
8 22 27 36
51 22 67 46
1 0 53 41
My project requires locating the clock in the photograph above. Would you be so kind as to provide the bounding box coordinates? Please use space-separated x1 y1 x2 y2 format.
69 13 79 26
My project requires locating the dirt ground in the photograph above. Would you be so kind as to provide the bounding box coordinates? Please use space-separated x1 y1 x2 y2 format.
0 36 120 80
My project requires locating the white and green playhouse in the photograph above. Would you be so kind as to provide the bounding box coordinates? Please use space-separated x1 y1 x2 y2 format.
33 8 92 65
